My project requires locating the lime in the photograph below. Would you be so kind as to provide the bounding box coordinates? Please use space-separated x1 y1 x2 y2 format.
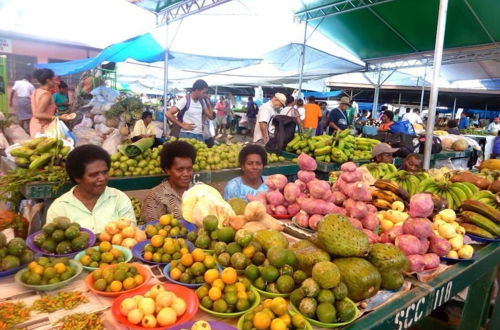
213 299 228 313
201 296 213 309
253 277 266 290
245 264 259 281
318 289 336 304
261 265 279 282
236 298 250 312
276 275 295 294
224 292 238 305
317 302 337 323
94 278 107 291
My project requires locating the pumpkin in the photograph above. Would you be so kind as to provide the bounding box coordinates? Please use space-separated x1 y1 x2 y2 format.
451 139 468 151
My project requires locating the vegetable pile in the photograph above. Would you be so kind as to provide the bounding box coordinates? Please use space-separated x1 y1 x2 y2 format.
9 137 70 170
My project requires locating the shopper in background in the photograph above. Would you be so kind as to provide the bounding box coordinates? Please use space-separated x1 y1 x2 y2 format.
446 119 461 135
131 111 163 147
317 101 329 135
246 96 258 137
215 95 227 135
166 79 214 141
402 108 411 121
360 110 369 121
328 96 350 135
253 93 286 144
458 112 470 130
372 142 398 164
225 93 236 134
403 108 424 125
492 131 500 158
378 110 395 132
402 153 424 173
280 94 302 126
295 99 306 128
487 117 500 134
378 106 388 121
394 108 401 122
303 96 322 134
9 74 35 133
53 80 70 115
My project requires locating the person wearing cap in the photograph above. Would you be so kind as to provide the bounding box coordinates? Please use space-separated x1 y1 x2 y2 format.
372 142 399 164
253 93 286 144
303 96 322 134
378 110 395 132
328 96 350 134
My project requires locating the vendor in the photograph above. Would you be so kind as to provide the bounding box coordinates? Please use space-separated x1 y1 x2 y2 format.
131 111 162 147
487 117 500 134
378 110 395 132
52 81 70 115
46 145 136 233
446 120 461 135
141 140 196 222
402 153 423 173
223 144 268 201
372 142 398 164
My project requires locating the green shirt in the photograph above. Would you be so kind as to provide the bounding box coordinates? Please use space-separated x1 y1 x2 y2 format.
53 92 68 113
47 187 136 233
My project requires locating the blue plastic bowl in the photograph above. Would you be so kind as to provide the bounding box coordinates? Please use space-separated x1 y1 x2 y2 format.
163 263 222 288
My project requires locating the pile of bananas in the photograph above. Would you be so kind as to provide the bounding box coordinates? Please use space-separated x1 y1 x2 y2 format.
371 179 409 210
458 199 500 239
418 178 479 210
383 170 429 196
460 129 491 136
468 190 500 210
362 163 398 180
9 137 70 170
478 169 500 182
433 130 448 136
286 129 379 163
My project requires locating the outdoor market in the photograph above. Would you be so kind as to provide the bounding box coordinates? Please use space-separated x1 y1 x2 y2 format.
0 0 499 329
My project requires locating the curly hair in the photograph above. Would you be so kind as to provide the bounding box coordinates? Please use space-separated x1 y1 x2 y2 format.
66 145 110 183
160 140 197 170
238 144 267 167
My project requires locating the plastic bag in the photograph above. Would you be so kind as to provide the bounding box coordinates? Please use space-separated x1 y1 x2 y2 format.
4 124 30 144
73 115 94 130
95 123 114 135
0 132 9 149
94 114 106 124
73 127 103 146
90 86 120 103
102 129 122 155
44 118 74 143
239 113 248 126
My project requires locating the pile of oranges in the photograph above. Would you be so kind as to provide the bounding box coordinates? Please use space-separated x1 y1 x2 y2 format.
168 248 218 285
142 236 190 264
91 263 146 293
241 297 308 330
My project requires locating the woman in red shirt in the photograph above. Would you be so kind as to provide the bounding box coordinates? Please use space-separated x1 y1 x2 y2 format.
378 110 395 132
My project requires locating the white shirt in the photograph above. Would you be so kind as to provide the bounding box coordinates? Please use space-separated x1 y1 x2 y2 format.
487 122 500 133
280 106 305 121
176 96 203 135
403 112 423 125
12 79 35 98
131 119 157 138
253 100 276 142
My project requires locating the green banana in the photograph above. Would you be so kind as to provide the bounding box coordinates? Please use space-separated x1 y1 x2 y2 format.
418 178 437 192
461 211 500 236
460 223 495 239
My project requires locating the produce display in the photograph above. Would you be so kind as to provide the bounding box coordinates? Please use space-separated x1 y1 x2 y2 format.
418 176 479 209
167 248 218 285
432 210 473 259
186 215 233 250
118 284 188 327
32 217 91 255
97 218 147 249
458 199 500 239
31 291 88 313
0 234 34 272
54 312 104 330
0 301 31 329
240 297 309 330
110 144 162 177
196 267 258 314
20 257 76 285
212 229 264 272
144 214 189 238
131 197 142 221
9 137 70 170
286 129 379 163
89 263 146 293
77 242 129 268
362 162 398 180
141 237 191 264
460 128 491 136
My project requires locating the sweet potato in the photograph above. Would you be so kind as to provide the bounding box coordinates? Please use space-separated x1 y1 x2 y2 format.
363 229 379 244
349 217 363 229
295 211 309 227
409 193 434 218
307 179 332 200
387 225 404 242
298 197 337 215
346 182 372 202
265 174 288 191
331 191 347 206
284 183 301 203
297 170 316 183
402 217 433 239
395 234 422 255
266 190 285 206
297 153 317 171
418 238 430 254
348 201 368 219
407 254 425 272
340 170 362 183
379 232 391 243
308 214 323 231
361 213 379 231
247 192 267 205
366 204 378 214
287 203 300 217
429 235 451 256
274 205 288 215
294 180 307 192
422 253 440 270
340 162 357 172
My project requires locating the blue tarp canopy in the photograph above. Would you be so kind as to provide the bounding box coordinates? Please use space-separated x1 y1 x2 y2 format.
303 90 342 98
35 33 262 76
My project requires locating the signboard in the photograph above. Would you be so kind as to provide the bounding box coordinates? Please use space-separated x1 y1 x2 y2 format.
0 38 12 53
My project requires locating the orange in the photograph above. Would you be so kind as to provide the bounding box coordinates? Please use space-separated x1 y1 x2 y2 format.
99 241 112 252
123 277 136 290
253 311 271 330
180 253 193 267
110 248 121 258
28 261 38 270
180 247 189 255
169 267 182 281
192 248 205 262
54 263 66 274
237 291 248 300
134 274 145 286
204 269 219 284
109 280 123 292
143 251 153 261
208 287 222 301
279 314 291 327
263 299 273 309
212 279 225 290
158 229 167 236
159 214 172 226
150 235 164 248
271 297 287 316
242 245 256 259
32 265 44 275
221 267 237 284
235 282 246 293
270 318 287 330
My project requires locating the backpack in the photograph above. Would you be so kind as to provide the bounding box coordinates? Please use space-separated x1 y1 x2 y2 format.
390 120 415 135
170 95 192 138
375 132 418 158
265 110 300 154
418 136 443 154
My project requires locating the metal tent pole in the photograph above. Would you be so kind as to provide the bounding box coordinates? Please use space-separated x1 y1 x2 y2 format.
419 65 427 112
372 69 382 119
163 21 170 136
424 0 449 170
452 97 457 118
297 22 308 99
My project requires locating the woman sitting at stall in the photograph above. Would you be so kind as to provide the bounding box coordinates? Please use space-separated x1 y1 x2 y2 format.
377 110 395 132
47 145 136 233
223 144 268 201
141 140 196 222
131 111 162 147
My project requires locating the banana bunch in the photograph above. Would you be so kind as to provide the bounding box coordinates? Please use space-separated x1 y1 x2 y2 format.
458 200 500 239
371 179 410 210
468 190 500 211
418 178 478 210
432 209 473 259
478 169 500 182
10 137 70 170
433 130 448 136
383 170 429 196
362 163 398 180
